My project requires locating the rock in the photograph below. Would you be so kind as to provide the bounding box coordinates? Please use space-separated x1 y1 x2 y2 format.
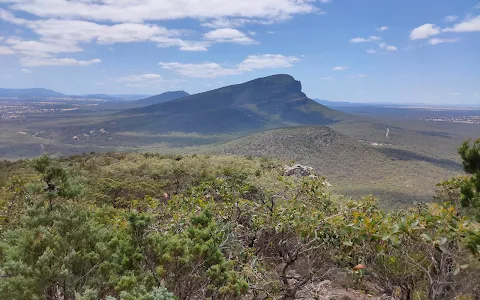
284 164 314 177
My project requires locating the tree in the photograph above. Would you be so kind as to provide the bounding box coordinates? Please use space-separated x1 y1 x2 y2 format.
458 139 480 219
31 155 81 210
0 204 114 300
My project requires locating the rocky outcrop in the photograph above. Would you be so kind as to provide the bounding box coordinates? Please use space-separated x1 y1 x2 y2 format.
284 164 314 177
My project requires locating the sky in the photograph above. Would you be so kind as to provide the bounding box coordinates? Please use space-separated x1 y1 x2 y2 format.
0 0 479 105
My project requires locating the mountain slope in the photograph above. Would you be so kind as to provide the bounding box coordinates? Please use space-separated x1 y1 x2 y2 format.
0 88 65 98
111 74 345 133
133 91 189 106
210 126 460 206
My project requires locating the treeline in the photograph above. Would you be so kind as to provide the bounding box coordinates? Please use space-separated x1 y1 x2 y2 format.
0 140 479 299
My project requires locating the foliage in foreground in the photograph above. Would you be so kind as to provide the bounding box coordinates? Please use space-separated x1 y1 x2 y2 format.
0 150 479 300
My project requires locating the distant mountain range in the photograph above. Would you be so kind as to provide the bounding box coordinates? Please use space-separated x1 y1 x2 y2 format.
0 88 66 98
0 88 151 101
107 74 345 133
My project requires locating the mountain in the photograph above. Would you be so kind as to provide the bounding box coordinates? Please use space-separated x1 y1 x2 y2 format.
112 74 345 133
108 94 151 101
0 88 65 98
95 91 189 110
133 91 189 106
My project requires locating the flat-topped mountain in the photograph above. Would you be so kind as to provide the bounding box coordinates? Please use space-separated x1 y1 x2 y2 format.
0 88 65 98
111 74 345 133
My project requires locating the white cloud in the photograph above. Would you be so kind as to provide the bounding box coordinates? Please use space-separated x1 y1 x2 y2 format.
0 45 15 54
204 28 257 45
0 0 318 23
410 24 441 40
332 66 347 71
319 0 331 3
428 38 459 45
320 77 331 80
443 16 480 32
20 57 101 67
379 42 397 51
200 18 274 29
238 54 299 70
350 36 381 43
451 92 461 96
0 13 182 45
366 48 376 54
377 26 389 31
6 38 83 57
160 54 300 78
21 68 32 73
152 36 209 51
160 62 243 78
444 15 458 23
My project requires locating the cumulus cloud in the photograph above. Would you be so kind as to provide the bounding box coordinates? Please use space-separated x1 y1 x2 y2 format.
349 36 381 43
0 45 15 54
159 62 243 78
443 16 480 32
21 68 33 73
159 54 300 78
238 54 299 70
0 0 318 23
6 38 83 57
201 18 274 29
410 23 441 40
428 38 459 45
366 48 377 54
332 66 347 71
152 37 209 51
21 57 101 67
204 28 257 45
377 26 389 31
379 42 397 51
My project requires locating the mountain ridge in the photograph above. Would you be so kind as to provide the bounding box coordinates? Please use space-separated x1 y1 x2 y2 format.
110 74 346 134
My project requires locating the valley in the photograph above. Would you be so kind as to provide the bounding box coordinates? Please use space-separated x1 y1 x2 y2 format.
1 74 477 206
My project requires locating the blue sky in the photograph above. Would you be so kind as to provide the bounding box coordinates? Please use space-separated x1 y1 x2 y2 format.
0 0 479 105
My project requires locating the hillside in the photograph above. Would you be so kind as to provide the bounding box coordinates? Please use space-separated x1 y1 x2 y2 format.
0 88 65 98
211 126 462 205
109 74 345 133
0 152 478 299
95 91 190 110
133 90 189 106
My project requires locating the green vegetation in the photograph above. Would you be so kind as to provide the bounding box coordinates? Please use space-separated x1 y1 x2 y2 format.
458 139 480 219
0 144 479 299
212 126 462 206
